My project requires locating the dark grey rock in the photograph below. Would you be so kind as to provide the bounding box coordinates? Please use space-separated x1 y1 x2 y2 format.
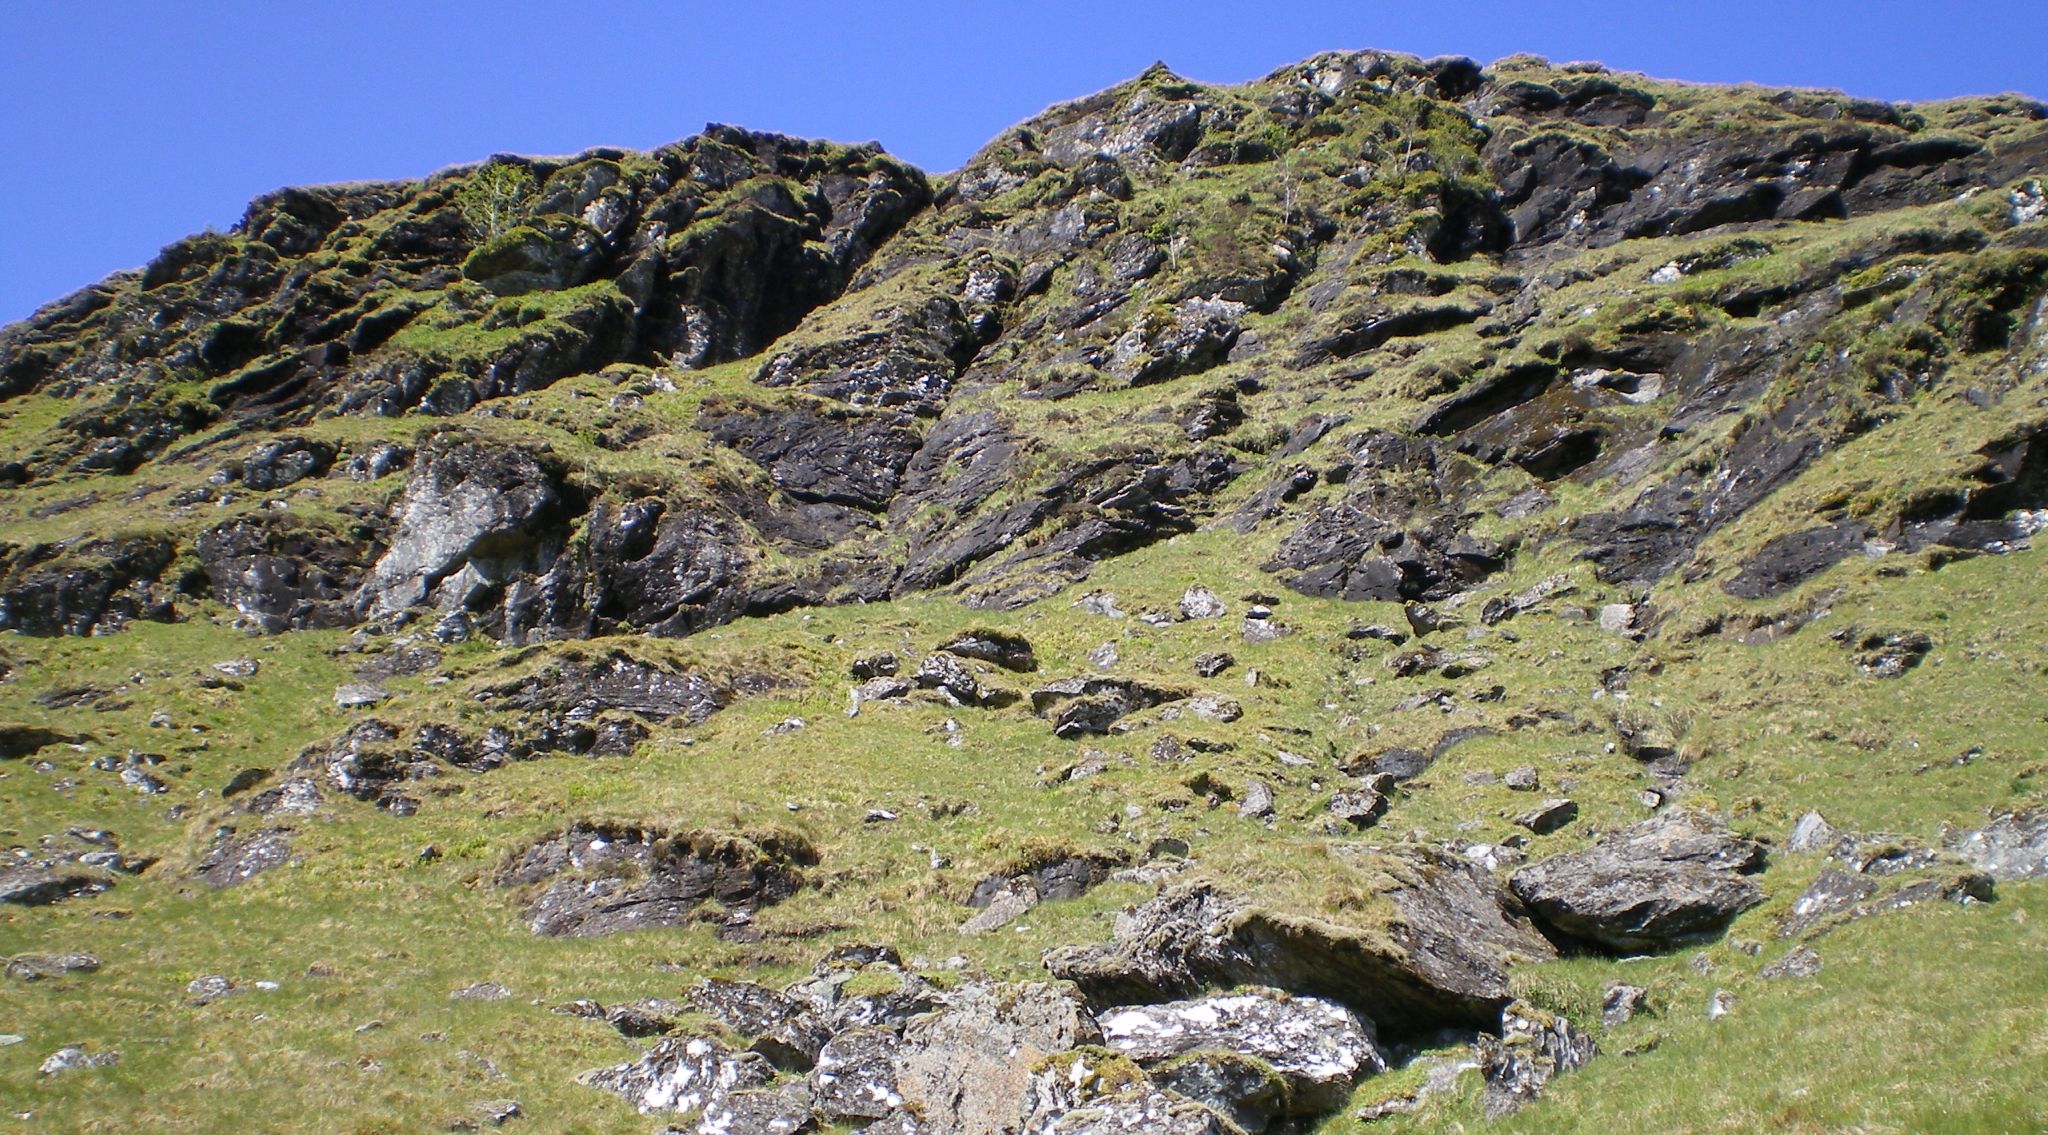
937 629 1038 672
688 978 831 1071
194 828 293 888
497 824 813 938
1514 798 1579 835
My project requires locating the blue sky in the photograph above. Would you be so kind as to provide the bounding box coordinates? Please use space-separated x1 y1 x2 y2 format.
3 1 2043 325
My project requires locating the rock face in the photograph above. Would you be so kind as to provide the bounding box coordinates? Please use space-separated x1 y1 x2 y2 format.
1510 813 1767 951
354 438 574 621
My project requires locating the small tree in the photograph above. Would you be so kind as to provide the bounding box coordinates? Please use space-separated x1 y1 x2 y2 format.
454 161 536 241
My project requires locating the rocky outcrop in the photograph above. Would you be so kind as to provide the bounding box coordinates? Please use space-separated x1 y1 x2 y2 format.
1510 813 1767 951
496 824 815 937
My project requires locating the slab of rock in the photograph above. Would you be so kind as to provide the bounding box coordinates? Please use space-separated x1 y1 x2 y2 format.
489 651 740 724
580 1035 775 1115
1944 809 2048 880
194 828 294 888
1514 798 1578 835
1098 988 1385 1115
1031 677 1186 738
333 683 389 709
0 866 113 906
937 630 1038 672
1048 844 1555 1036
1192 651 1234 678
1510 813 1766 951
1327 787 1388 830
689 1088 818 1135
5 951 100 981
1237 779 1276 821
1023 1048 1236 1135
1760 946 1822 979
1787 810 1843 854
914 653 985 706
354 439 570 618
1601 983 1647 1027
961 881 1038 934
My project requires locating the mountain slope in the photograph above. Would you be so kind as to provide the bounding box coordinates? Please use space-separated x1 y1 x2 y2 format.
2 50 2045 1134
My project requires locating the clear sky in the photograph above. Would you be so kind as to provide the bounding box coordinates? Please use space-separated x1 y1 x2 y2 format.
3 1 2043 326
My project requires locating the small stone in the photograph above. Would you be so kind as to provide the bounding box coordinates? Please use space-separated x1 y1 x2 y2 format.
1760 946 1822 980
1601 983 1647 1027
1328 788 1388 830
1088 642 1120 670
472 1099 521 1127
1189 696 1243 722
851 652 900 680
1788 811 1842 854
212 659 261 679
1238 779 1276 820
334 683 389 709
1514 798 1579 835
450 981 510 1002
1193 651 1234 678
1707 990 1735 1020
39 1046 119 1075
1241 617 1292 643
864 808 899 824
1598 604 1638 636
1503 766 1541 792
187 974 238 1005
1179 586 1227 620
762 717 806 736
1076 592 1126 618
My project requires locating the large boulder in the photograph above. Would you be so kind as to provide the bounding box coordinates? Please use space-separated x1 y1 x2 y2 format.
1509 813 1767 951
1047 844 1555 1035
1097 988 1385 1120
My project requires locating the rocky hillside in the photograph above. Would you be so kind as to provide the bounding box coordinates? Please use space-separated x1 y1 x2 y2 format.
3 50 2046 1134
